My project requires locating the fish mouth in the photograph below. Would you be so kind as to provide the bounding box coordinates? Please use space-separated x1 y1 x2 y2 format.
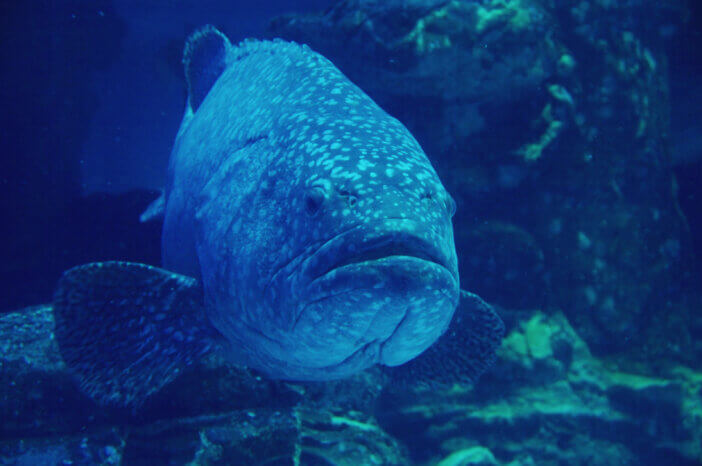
258 220 460 372
288 227 459 370
320 236 449 278
303 220 457 284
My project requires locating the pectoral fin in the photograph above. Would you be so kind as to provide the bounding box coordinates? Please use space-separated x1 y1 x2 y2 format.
387 290 505 388
53 261 217 406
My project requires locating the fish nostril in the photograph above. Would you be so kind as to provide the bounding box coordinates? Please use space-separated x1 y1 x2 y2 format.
337 188 358 208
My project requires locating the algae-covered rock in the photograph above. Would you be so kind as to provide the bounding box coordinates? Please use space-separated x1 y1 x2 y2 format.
437 446 498 466
377 311 702 465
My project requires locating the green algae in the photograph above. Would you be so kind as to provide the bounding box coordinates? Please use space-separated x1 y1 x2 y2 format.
476 0 532 33
437 446 498 466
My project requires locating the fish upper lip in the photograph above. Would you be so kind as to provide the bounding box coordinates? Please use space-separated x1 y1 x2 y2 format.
321 236 447 276
305 220 454 282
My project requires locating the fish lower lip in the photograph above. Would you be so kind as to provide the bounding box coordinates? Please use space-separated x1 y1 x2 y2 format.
324 243 446 276
334 253 440 270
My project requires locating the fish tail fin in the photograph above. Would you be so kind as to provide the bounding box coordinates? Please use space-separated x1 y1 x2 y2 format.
53 261 215 407
387 290 505 388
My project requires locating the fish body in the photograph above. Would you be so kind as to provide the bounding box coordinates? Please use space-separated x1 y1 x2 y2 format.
52 26 503 406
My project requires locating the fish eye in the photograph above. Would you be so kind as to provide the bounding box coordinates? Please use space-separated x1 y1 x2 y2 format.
304 186 326 216
420 190 454 216
445 193 457 217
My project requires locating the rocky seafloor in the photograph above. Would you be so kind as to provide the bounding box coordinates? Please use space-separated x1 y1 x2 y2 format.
1 304 701 465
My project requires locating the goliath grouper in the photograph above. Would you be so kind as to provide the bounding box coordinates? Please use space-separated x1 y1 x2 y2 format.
53 26 504 406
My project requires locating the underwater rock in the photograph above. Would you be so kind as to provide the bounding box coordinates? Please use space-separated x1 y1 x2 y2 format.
2 304 702 464
455 221 547 310
270 0 694 364
376 310 702 465
436 446 499 466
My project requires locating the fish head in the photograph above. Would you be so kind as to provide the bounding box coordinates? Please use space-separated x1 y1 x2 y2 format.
236 111 461 376
168 31 466 381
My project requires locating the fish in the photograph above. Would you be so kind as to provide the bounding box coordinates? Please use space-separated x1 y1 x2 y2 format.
52 25 504 406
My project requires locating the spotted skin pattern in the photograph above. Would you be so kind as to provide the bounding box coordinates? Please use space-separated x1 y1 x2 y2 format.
163 32 461 380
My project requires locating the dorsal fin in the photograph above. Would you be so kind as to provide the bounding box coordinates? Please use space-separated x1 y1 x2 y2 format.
183 25 230 112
